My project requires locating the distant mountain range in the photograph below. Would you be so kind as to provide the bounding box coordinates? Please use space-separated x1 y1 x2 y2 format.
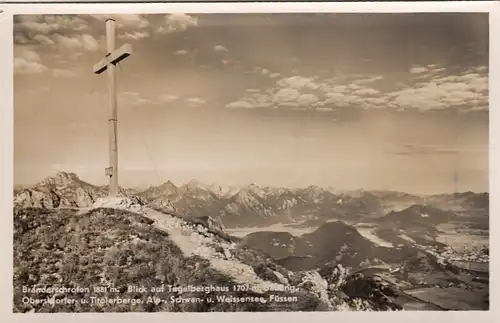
13 172 489 228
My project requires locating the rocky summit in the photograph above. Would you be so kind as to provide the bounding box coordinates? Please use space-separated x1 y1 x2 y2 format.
13 196 406 313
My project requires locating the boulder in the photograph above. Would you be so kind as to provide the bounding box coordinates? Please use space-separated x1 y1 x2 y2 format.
297 271 332 307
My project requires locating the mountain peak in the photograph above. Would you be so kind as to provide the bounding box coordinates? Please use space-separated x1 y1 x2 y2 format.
383 204 455 225
305 185 324 191
16 172 105 208
319 220 356 232
186 179 202 189
55 171 80 181
36 171 82 188
162 180 177 188
152 180 178 193
239 183 265 198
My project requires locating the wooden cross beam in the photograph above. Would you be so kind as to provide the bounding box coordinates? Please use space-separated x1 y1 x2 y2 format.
93 43 132 74
93 18 132 197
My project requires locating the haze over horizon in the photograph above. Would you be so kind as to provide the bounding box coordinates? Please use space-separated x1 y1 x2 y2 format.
14 13 489 195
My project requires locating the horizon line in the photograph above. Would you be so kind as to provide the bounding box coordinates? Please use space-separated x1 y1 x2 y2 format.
13 170 489 196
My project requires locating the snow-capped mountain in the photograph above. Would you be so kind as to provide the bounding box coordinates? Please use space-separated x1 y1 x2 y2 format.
199 183 241 198
220 186 277 227
295 185 338 204
261 187 309 220
246 183 266 199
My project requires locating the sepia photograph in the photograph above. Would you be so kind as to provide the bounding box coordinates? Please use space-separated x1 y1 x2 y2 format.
10 5 491 313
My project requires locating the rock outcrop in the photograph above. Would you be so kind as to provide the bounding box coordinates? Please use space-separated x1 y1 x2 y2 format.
13 172 151 210
14 172 105 208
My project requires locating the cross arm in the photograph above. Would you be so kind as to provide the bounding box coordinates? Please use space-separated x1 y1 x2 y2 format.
93 43 132 74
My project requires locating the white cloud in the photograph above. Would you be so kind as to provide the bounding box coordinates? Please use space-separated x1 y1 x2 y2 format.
14 46 81 78
53 34 81 49
20 21 53 34
52 69 78 78
82 34 99 51
14 34 28 44
45 15 89 31
273 88 301 103
174 50 189 56
353 76 383 85
278 102 299 108
214 45 228 52
33 34 55 45
328 85 348 93
14 47 49 75
158 94 179 102
122 91 139 97
118 31 150 41
297 93 319 107
387 70 488 112
409 66 428 74
16 48 41 62
117 92 158 106
277 76 317 89
51 33 99 52
17 15 89 35
130 98 156 106
14 58 48 75
227 73 387 112
316 107 334 112
364 97 387 106
226 91 274 109
348 83 363 91
187 97 206 106
251 66 283 80
323 92 360 107
226 100 255 109
352 88 380 96
226 66 487 114
158 13 198 34
116 15 150 29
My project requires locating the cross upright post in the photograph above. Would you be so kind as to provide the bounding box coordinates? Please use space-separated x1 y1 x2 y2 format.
93 18 132 197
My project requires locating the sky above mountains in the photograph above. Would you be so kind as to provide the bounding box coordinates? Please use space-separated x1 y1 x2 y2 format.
14 13 489 194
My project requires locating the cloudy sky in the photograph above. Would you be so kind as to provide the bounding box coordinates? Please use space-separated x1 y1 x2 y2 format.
14 13 489 194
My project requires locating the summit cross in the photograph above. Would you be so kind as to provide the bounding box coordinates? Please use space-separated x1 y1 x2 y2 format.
93 18 132 197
